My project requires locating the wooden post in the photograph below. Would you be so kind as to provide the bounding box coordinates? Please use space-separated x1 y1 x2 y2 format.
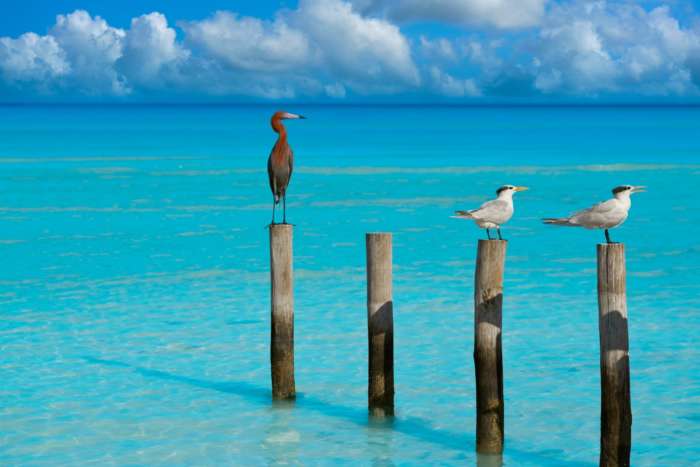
473 239 506 454
366 233 394 417
270 224 295 400
477 454 504 467
597 243 631 467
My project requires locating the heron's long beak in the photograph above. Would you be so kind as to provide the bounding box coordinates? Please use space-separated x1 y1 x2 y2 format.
514 186 529 192
282 112 306 120
631 186 646 193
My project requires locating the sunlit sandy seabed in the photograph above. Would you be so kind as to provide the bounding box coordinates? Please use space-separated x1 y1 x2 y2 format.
1 105 700 465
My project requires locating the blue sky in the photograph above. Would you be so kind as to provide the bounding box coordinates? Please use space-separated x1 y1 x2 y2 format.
2 0 700 102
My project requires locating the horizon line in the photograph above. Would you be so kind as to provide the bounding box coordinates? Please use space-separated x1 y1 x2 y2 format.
2 102 700 108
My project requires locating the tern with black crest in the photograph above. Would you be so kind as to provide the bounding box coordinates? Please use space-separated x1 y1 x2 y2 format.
543 185 645 243
452 185 529 240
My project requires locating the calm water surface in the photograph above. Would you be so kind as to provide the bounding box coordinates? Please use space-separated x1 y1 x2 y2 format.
1 105 699 465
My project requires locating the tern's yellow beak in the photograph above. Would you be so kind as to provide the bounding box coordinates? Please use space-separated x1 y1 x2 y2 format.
514 186 529 192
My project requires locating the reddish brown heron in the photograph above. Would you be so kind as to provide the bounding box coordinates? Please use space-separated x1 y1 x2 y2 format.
268 111 305 224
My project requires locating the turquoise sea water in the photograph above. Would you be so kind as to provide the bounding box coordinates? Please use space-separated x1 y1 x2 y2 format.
1 104 699 465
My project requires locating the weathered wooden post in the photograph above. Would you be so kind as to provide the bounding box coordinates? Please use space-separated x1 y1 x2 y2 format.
473 239 506 454
270 224 295 400
477 454 504 467
366 232 394 417
597 243 631 467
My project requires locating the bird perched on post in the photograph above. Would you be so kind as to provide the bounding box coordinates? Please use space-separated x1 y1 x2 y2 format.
543 185 645 243
452 185 529 240
268 111 305 225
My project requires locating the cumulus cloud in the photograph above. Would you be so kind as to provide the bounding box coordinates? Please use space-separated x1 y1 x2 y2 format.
532 2 700 95
0 2 420 98
0 33 69 86
460 39 504 71
352 0 547 29
181 11 311 73
50 10 128 94
117 13 188 86
1 1 700 100
294 0 419 91
179 0 419 95
420 35 504 72
535 19 617 92
419 36 458 62
429 66 480 97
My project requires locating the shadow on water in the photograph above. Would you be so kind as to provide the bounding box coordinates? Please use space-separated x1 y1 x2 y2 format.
83 356 270 403
82 356 592 466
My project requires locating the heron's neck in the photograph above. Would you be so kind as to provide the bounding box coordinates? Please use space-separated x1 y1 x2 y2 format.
272 118 287 142
271 120 288 164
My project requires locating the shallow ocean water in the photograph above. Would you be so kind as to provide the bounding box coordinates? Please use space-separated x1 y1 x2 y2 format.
1 105 699 465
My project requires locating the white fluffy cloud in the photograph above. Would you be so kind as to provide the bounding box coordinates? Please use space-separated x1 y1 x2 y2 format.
0 33 69 86
118 13 188 86
0 2 419 98
1 1 700 99
532 3 700 95
50 10 129 94
353 0 547 29
179 0 419 95
181 11 311 73
534 19 617 93
416 2 700 97
0 10 189 95
294 0 419 91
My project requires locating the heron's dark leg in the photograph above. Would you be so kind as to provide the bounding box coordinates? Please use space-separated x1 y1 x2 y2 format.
497 227 503 240
282 195 287 224
486 228 492 240
271 198 276 225
605 229 611 244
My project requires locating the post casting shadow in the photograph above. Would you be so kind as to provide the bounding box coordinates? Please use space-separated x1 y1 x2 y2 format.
82 356 592 466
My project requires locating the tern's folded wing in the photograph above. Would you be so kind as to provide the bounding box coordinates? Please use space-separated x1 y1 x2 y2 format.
570 199 620 226
470 199 509 219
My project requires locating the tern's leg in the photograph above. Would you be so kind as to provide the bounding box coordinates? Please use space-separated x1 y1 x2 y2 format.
497 227 503 240
486 228 492 240
282 195 287 224
605 229 611 244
